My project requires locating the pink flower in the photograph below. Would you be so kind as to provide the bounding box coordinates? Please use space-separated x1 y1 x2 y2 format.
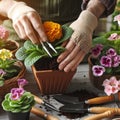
91 44 103 58
0 69 6 75
112 55 120 67
92 65 105 76
100 56 112 67
108 33 119 40
17 78 28 88
106 48 117 57
114 14 120 26
114 14 120 21
10 88 25 100
0 25 9 40
102 76 119 96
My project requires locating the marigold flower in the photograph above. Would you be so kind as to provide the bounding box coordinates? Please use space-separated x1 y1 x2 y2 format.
43 21 63 42
0 49 13 60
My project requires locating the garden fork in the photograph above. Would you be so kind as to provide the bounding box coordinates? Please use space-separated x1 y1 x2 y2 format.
40 41 57 57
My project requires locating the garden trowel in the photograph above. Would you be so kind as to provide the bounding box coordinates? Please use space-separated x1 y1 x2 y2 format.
53 93 120 105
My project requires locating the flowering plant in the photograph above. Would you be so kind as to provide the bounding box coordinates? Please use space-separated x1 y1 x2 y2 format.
2 78 35 113
15 21 73 67
102 76 120 96
0 25 19 51
0 48 21 86
90 14 120 77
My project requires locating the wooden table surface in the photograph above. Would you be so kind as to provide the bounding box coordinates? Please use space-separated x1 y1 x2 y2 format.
0 64 120 120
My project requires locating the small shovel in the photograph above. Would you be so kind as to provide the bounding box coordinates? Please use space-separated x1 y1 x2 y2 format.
53 93 120 105
59 104 120 114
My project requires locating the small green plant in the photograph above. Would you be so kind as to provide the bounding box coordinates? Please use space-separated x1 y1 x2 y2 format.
15 23 73 67
0 49 21 86
2 78 35 113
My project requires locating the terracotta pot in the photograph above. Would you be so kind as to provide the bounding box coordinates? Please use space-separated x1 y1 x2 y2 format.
0 61 26 99
88 55 120 90
7 111 30 120
31 64 76 95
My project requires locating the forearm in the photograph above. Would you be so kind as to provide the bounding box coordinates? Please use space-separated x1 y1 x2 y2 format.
86 0 105 18
0 0 17 17
82 0 117 17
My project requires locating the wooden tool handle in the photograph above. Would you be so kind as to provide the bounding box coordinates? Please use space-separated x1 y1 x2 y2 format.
89 107 120 114
33 94 43 104
85 95 114 104
85 110 115 120
31 107 59 120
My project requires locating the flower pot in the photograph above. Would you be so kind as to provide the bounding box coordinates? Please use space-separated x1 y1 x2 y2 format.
88 55 120 90
31 57 76 95
7 111 30 120
0 40 19 55
0 61 26 99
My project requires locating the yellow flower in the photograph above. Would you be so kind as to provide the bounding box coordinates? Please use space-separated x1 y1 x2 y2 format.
0 49 13 60
43 21 63 42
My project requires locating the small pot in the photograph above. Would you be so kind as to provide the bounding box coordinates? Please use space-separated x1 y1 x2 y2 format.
7 111 30 120
0 40 19 55
0 61 26 99
88 55 120 90
31 57 76 95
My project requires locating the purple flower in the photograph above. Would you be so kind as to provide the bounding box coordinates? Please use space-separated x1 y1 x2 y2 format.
108 33 119 40
92 65 105 76
106 48 117 57
17 78 28 88
0 69 6 75
100 56 112 67
91 44 103 58
112 55 120 67
10 88 25 100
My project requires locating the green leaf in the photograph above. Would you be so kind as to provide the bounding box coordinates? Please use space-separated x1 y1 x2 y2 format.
9 101 21 107
2 100 11 111
21 104 30 110
24 51 45 66
15 47 28 60
54 25 73 46
24 40 36 50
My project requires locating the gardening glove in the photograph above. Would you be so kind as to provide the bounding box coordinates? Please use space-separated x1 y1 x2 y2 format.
7 2 47 44
57 10 98 72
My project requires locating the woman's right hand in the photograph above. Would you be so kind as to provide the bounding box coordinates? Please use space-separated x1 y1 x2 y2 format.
7 2 47 44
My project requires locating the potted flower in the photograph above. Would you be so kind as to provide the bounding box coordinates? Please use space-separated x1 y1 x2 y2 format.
0 25 19 55
102 76 120 96
1 78 35 120
88 15 120 90
15 21 76 95
0 48 26 98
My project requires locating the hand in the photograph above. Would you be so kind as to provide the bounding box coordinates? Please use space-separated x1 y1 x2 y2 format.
57 10 98 72
7 2 47 44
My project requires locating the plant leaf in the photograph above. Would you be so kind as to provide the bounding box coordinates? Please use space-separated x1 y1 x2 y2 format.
54 25 73 46
24 51 45 66
15 47 28 60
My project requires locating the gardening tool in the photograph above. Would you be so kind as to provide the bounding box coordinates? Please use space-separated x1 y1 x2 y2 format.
33 94 60 112
53 93 120 105
31 107 59 120
40 41 57 57
84 107 120 120
59 103 120 114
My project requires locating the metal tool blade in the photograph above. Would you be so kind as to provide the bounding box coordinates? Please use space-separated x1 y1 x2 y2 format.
53 94 81 104
59 103 88 113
